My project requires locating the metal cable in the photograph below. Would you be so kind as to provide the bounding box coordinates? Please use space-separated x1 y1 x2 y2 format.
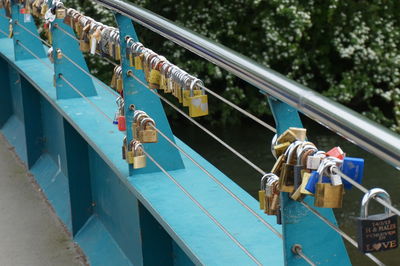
127 71 266 175
198 84 276 133
15 41 268 263
53 23 79 41
60 52 120 97
0 28 8 37
53 20 277 133
16 40 53 70
143 149 262 266
59 74 114 122
332 168 400 217
300 201 385 266
154 126 282 238
15 21 51 47
16 21 120 97
291 245 316 266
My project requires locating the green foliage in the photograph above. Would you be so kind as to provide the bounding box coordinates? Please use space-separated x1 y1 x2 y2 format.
68 0 400 131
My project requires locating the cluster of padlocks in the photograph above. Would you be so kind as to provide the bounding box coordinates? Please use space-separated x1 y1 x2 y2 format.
121 109 158 169
260 127 398 254
64 5 208 118
13 0 208 118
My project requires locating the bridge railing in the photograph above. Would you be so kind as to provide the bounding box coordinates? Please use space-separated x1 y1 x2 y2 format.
0 0 399 265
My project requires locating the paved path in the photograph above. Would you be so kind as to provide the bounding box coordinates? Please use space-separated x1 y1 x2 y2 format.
0 134 85 266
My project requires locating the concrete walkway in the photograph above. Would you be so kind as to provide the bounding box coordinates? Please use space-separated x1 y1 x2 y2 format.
0 134 85 266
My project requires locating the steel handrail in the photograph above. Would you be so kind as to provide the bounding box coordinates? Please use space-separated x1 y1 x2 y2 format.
95 0 400 169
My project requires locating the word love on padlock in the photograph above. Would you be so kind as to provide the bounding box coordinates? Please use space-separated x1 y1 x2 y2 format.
357 188 398 253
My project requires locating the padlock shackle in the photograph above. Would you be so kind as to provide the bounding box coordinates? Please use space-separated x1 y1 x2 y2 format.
360 188 392 218
260 173 276 190
286 141 302 164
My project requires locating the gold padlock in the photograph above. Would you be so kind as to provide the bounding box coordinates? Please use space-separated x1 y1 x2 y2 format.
259 174 270 210
138 118 158 143
265 177 280 215
126 141 135 165
289 127 307 141
188 80 208 117
273 142 291 158
314 162 344 208
277 129 297 144
183 78 202 107
279 141 302 193
271 154 286 176
132 111 148 140
133 142 146 169
56 8 66 19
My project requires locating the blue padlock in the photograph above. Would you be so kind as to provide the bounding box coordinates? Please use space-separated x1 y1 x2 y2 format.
305 171 330 194
340 157 364 189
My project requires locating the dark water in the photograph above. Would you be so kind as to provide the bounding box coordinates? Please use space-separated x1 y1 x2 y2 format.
171 114 400 265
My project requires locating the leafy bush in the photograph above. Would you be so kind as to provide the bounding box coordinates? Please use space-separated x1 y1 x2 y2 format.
66 0 400 131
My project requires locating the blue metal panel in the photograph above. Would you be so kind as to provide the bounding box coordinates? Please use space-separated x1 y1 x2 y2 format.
0 8 9 38
75 215 133 266
63 120 93 236
267 96 350 265
88 147 143 265
20 76 44 168
0 58 12 126
10 2 46 60
51 18 97 99
115 14 184 174
30 153 72 231
138 201 174 265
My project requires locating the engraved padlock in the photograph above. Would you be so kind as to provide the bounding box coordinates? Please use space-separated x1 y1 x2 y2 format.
357 188 398 253
265 174 280 215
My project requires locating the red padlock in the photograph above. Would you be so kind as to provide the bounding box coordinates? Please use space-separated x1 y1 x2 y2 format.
326 146 345 160
44 22 49 29
20 8 26 14
118 116 126 131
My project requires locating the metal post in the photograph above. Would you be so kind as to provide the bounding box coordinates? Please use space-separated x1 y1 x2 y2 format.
115 14 184 175
268 96 351 265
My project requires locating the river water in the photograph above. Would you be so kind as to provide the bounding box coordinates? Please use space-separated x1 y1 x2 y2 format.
171 114 400 265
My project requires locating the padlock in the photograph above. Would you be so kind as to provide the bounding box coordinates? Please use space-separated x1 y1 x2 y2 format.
277 129 297 144
279 141 302 193
265 174 280 215
314 162 344 208
357 188 398 253
326 146 345 160
188 81 208 117
293 143 316 190
138 118 158 143
149 56 166 90
184 78 204 107
121 137 127 160
259 173 270 210
273 142 290 158
132 110 147 140
56 8 66 19
291 171 313 201
118 116 126 131
340 157 364 189
289 127 307 141
305 158 332 194
126 141 134 164
133 142 146 169
271 154 286 176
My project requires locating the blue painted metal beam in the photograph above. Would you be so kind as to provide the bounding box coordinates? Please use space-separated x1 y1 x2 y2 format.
51 17 97 99
268 96 350 265
115 14 184 174
0 30 285 266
